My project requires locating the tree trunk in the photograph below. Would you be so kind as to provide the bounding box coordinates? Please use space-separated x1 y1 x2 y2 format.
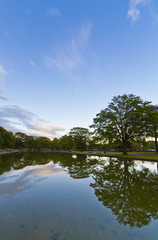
108 140 112 151
155 136 158 152
122 140 127 154
124 159 130 180
154 129 158 152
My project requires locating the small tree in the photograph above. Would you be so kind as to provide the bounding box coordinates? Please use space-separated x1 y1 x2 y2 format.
69 127 90 151
59 135 73 150
35 137 51 151
15 132 27 149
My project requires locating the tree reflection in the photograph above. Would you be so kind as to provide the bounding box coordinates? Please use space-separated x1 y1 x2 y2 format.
90 158 158 228
0 153 98 179
66 155 98 179
52 154 98 179
2 153 158 228
0 152 53 175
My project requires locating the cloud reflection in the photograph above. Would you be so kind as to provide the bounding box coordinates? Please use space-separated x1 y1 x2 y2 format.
0 162 65 198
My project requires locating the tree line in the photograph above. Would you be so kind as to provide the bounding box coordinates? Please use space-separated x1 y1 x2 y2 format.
0 94 158 153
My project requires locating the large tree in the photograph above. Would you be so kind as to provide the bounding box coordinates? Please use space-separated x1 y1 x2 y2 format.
91 94 150 154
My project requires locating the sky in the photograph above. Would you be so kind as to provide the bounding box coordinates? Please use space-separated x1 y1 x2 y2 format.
0 0 158 139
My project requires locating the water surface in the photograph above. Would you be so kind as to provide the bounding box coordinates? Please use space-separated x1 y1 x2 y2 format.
0 153 158 240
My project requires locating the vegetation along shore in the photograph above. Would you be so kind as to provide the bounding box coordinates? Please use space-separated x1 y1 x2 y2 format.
1 94 158 160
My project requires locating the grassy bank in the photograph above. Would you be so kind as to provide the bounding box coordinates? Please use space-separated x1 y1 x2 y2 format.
0 149 14 152
56 150 158 161
0 149 20 154
1 149 158 161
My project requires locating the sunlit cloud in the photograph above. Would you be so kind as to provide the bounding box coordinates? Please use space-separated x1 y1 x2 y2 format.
46 8 61 17
32 162 65 176
127 0 151 22
0 64 7 84
31 124 65 139
45 23 92 72
0 105 65 139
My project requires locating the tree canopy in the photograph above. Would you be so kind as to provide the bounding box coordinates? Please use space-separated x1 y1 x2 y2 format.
0 126 15 148
69 127 91 151
145 105 158 152
91 94 151 154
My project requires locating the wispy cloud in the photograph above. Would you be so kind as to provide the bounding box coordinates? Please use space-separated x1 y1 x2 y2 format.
45 23 92 72
149 6 158 23
0 91 8 101
0 105 65 139
30 60 38 69
46 8 61 17
0 64 7 84
127 0 151 22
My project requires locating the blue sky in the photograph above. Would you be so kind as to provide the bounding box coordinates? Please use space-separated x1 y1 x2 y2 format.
0 0 158 139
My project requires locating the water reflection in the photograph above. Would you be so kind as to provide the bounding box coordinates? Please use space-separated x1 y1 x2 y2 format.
90 158 158 228
1 153 158 229
0 161 65 198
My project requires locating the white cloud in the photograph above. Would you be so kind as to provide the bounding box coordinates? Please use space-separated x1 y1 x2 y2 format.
32 124 65 139
127 0 151 22
0 64 7 83
45 23 92 72
30 60 38 69
46 8 61 17
0 105 65 139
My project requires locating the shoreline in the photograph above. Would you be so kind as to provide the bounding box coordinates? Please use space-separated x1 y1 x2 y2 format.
0 150 20 155
54 150 158 162
1 149 158 161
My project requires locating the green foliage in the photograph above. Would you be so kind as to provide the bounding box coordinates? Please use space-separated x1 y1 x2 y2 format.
145 105 158 152
0 126 15 148
14 132 51 151
59 135 73 150
90 159 158 228
15 132 28 149
1 93 158 153
69 127 90 151
51 138 62 150
34 136 51 150
91 94 151 154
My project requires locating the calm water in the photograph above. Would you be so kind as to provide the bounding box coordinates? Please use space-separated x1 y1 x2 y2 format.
0 153 158 240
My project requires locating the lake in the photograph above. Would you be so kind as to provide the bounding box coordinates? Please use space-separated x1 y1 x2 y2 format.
0 152 158 240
